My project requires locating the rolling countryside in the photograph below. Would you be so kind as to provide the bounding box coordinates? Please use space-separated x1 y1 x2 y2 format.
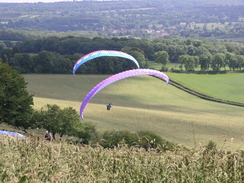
24 73 244 151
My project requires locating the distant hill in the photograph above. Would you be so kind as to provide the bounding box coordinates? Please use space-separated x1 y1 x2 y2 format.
0 0 243 40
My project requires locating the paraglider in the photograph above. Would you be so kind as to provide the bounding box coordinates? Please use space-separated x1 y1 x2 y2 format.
80 69 169 120
107 103 112 110
73 50 140 74
0 131 26 138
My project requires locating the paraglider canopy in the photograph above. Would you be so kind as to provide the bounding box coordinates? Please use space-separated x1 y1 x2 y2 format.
0 131 26 138
80 69 170 120
73 50 140 74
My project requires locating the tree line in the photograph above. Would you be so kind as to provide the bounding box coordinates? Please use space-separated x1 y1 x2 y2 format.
0 36 244 73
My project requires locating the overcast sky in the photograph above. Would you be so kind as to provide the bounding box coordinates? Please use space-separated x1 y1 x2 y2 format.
0 0 73 3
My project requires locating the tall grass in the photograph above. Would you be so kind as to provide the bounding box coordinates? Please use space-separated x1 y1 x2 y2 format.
0 136 243 182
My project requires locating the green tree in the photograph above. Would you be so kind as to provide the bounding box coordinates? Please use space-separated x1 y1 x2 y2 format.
74 122 97 144
179 55 188 71
168 45 186 63
0 63 33 128
122 47 148 68
10 53 34 73
225 52 238 71
39 104 66 139
236 55 244 70
39 104 60 136
130 50 149 68
31 104 96 142
12 46 20 56
184 56 195 71
179 54 198 71
186 45 197 55
0 43 6 53
153 51 170 71
1 48 12 64
33 51 56 73
57 107 84 139
199 53 212 71
211 53 225 71
193 56 200 69
195 46 210 56
3 41 13 48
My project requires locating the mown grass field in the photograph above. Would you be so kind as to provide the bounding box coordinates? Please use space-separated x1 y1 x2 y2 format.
23 73 244 151
167 73 244 103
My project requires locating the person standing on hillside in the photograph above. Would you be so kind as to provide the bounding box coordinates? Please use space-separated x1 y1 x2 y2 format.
44 131 52 141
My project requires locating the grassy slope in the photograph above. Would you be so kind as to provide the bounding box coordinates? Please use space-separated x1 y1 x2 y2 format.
24 74 244 151
150 62 244 102
167 73 244 103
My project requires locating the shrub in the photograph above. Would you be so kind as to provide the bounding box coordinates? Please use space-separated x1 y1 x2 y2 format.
74 122 97 145
137 130 175 151
161 65 168 71
205 140 217 151
30 105 97 144
100 130 139 148
100 130 175 151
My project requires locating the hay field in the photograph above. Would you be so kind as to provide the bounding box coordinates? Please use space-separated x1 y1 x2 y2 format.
24 74 244 151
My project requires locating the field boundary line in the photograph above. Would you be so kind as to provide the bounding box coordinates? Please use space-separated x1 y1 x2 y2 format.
169 79 244 107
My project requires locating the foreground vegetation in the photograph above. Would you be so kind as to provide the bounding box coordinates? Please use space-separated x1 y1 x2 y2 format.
0 136 243 182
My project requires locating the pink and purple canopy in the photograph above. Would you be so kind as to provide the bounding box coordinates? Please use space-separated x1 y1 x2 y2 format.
80 69 169 120
73 50 140 74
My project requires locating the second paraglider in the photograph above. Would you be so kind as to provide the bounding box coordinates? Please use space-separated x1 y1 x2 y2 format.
79 69 169 120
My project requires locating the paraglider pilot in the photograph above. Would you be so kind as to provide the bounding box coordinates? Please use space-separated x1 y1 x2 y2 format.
107 103 112 110
45 131 52 141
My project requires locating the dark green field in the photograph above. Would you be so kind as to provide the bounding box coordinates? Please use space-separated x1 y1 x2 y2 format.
23 73 244 151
